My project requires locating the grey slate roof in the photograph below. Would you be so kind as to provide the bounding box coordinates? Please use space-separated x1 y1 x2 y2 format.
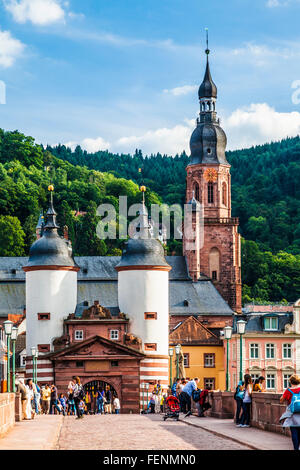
0 255 190 281
0 256 233 316
25 231 77 268
233 313 293 333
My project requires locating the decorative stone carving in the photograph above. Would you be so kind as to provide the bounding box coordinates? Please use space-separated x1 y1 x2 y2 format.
82 302 112 319
124 333 142 350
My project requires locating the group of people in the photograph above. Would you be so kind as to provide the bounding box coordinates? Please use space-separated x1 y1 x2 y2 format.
15 375 121 420
234 373 300 451
143 378 211 418
171 377 211 417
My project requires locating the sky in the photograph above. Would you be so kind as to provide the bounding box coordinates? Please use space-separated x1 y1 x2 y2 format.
1 0 300 155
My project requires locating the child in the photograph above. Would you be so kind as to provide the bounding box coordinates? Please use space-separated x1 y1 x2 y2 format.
78 400 85 416
149 394 156 413
59 393 66 416
113 396 120 414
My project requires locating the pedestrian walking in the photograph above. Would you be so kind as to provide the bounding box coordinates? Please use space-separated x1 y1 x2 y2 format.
238 374 252 428
149 394 156 413
181 377 200 417
33 383 41 415
234 380 245 425
280 374 300 450
72 376 85 419
50 384 61 415
41 384 51 414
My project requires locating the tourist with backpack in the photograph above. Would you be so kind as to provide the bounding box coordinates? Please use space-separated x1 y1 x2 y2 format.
234 380 244 425
72 376 85 419
238 374 252 428
280 374 300 450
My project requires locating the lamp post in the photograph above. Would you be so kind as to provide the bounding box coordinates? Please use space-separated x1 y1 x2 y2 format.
169 347 174 388
141 383 145 411
237 320 246 381
31 347 37 383
4 321 13 393
145 382 149 407
224 326 233 391
35 349 39 384
11 327 18 393
175 344 181 380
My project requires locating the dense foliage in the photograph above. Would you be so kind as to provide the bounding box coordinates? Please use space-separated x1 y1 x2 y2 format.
1 129 300 304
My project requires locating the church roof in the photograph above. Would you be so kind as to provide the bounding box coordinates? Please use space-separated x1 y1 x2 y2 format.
169 316 222 345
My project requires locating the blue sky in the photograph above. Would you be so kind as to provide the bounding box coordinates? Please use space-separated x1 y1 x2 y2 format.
1 0 300 155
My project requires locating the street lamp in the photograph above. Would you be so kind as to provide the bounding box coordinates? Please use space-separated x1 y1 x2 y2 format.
141 382 145 411
31 347 37 383
145 382 149 408
237 320 246 381
175 344 181 380
35 349 39 384
11 327 18 393
224 326 233 391
4 320 13 393
169 348 174 388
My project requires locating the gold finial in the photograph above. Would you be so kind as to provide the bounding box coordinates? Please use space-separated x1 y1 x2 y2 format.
48 185 54 192
140 185 146 192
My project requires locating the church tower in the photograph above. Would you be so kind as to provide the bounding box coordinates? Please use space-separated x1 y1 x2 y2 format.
184 41 242 313
23 186 79 382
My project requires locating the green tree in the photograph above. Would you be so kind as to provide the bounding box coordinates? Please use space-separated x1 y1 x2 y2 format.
0 215 25 256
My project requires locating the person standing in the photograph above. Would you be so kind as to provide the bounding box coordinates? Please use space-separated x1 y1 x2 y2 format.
234 380 244 425
41 384 51 414
34 383 41 415
25 379 34 420
253 376 265 392
104 385 112 414
59 394 66 416
181 377 200 417
97 389 104 414
113 395 121 414
16 377 28 420
171 379 179 397
73 376 85 419
280 374 300 450
238 374 253 428
50 384 61 415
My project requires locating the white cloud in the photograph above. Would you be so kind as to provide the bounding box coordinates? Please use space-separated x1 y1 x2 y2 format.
224 103 300 149
62 104 300 156
65 137 111 152
4 0 66 25
266 0 300 6
0 29 25 67
163 85 198 96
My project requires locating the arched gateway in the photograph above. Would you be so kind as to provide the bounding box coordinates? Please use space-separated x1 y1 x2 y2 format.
83 379 118 414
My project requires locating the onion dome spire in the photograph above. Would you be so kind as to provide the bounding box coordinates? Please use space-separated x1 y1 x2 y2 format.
198 29 217 100
139 185 150 239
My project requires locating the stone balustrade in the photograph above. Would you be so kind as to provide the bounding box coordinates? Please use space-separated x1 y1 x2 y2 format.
0 393 15 438
204 391 291 436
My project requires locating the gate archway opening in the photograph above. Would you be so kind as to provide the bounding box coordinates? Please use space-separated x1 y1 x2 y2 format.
83 380 118 414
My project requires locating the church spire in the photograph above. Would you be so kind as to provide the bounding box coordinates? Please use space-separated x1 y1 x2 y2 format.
198 29 217 100
44 185 59 230
139 185 150 239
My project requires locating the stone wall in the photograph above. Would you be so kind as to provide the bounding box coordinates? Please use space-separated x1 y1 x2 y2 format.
205 391 291 436
0 393 15 437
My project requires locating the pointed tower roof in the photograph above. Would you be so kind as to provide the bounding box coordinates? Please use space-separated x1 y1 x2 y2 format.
23 186 78 270
198 32 217 99
115 186 171 271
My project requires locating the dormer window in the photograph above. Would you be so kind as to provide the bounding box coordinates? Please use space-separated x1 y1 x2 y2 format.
264 317 278 331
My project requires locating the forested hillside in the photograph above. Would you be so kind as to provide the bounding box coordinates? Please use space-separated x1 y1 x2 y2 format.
0 129 299 304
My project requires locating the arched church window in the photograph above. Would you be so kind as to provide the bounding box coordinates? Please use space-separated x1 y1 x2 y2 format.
222 182 227 206
193 182 200 201
209 247 220 281
208 182 214 204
